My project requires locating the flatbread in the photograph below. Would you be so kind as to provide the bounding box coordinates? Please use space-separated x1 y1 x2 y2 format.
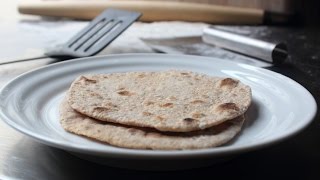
60 97 245 150
68 70 251 132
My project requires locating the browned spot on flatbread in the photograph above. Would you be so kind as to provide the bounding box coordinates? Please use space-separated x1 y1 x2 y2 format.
89 92 103 98
160 103 173 108
216 103 240 112
220 78 239 88
93 102 119 113
93 106 111 113
169 96 177 101
137 74 146 78
144 101 155 106
183 118 196 123
103 102 118 109
239 88 247 93
142 111 153 116
128 128 138 135
79 76 97 85
155 115 165 121
202 95 209 99
117 90 134 96
191 100 205 104
181 72 191 78
192 112 206 119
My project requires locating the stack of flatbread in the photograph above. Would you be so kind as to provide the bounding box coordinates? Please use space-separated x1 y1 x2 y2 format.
60 70 251 150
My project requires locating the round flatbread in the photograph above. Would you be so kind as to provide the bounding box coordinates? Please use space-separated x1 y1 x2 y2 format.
68 70 251 132
60 97 245 150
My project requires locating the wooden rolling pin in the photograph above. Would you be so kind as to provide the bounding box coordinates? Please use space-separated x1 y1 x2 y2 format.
18 0 264 24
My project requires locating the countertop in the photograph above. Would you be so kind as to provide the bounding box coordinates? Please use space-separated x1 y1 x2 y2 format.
0 20 319 179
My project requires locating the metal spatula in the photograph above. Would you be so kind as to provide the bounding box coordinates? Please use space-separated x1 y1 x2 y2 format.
1 8 141 65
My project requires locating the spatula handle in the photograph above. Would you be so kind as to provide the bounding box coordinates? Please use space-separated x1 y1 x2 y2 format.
0 56 49 66
18 0 263 24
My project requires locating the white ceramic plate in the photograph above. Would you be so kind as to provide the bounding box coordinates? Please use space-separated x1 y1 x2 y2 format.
0 54 317 170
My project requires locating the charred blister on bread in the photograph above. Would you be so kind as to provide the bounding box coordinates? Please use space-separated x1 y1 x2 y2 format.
128 128 139 135
169 96 177 101
117 87 126 91
79 76 97 85
214 103 240 114
142 111 153 116
155 115 166 121
92 106 111 113
159 103 174 108
180 72 192 78
183 118 196 123
137 73 147 78
219 78 239 88
117 90 134 96
191 100 206 104
93 102 119 113
103 102 118 108
144 101 155 106
89 92 103 98
192 112 206 119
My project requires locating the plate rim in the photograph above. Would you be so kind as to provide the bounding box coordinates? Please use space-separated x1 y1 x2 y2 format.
0 53 317 158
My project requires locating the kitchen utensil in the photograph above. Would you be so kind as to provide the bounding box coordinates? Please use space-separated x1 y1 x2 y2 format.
0 8 141 65
141 36 272 67
202 27 288 64
18 0 263 24
141 27 288 66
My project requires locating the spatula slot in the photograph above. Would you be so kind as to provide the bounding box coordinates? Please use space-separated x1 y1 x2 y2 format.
73 19 115 51
83 21 123 52
68 18 108 48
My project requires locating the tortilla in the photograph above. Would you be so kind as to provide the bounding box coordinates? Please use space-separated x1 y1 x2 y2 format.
68 70 251 132
60 97 245 150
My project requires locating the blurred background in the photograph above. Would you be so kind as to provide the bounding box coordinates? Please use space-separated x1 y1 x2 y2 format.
120 0 320 26
1 0 320 26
